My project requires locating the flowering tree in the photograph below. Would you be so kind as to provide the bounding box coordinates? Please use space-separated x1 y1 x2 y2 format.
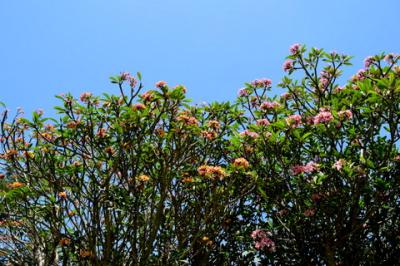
1 45 399 265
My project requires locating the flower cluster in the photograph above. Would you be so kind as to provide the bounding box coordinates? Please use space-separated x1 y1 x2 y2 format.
313 109 333 124
291 161 319 175
250 229 276 252
283 60 293 72
286 114 302 128
197 165 227 180
176 115 199 126
232 158 250 169
251 78 272 88
260 101 281 111
239 130 259 139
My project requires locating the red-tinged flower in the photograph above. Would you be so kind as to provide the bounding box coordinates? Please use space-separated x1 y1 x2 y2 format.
240 130 259 139
313 110 333 124
352 69 367 81
256 119 270 126
384 53 398 64
97 128 107 138
334 86 345 93
394 155 400 161
8 182 24 189
155 80 167 88
201 130 217 140
311 193 322 203
129 76 137 88
283 60 293 72
286 114 302 128
260 101 280 111
281 92 292 100
251 78 272 88
140 91 154 102
177 115 199 126
338 110 353 120
304 208 316 217
303 161 319 173
289 43 301 55
238 88 249 97
120 72 131 81
197 165 209 176
251 229 276 252
207 120 221 130
233 158 250 169
138 174 150 182
58 191 67 200
59 238 71 246
0 173 5 179
333 159 346 171
291 161 319 175
132 103 146 111
80 92 92 102
364 56 375 68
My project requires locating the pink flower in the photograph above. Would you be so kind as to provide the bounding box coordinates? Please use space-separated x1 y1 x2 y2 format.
238 88 249 97
286 114 302 128
364 56 374 68
256 119 270 126
338 110 353 120
280 92 292 100
140 91 154 102
313 110 333 124
240 130 259 139
352 69 367 81
80 92 92 102
120 72 131 81
291 161 319 175
289 43 301 55
334 86 345 93
384 53 397 64
303 161 319 173
304 208 316 217
251 78 272 88
133 103 146 111
260 101 281 111
251 229 276 252
283 60 293 72
129 76 137 88
155 80 167 88
333 159 346 171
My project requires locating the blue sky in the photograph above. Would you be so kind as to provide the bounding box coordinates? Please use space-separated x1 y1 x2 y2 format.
0 0 399 116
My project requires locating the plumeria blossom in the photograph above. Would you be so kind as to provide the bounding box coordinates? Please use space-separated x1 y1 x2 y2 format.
256 119 270 126
239 130 259 139
260 101 281 111
251 78 272 88
155 80 167 88
233 158 250 169
338 110 353 120
286 114 302 128
333 159 346 171
251 229 276 252
238 88 250 97
283 59 294 72
291 161 319 175
364 56 375 68
313 109 334 124
289 43 301 55
80 92 92 102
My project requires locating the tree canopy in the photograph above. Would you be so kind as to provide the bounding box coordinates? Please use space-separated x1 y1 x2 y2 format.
1 45 400 265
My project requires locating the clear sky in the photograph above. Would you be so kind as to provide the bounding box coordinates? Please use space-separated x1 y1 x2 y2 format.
0 0 399 116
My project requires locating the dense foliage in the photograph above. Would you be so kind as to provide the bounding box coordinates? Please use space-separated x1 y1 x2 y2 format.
1 45 399 265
